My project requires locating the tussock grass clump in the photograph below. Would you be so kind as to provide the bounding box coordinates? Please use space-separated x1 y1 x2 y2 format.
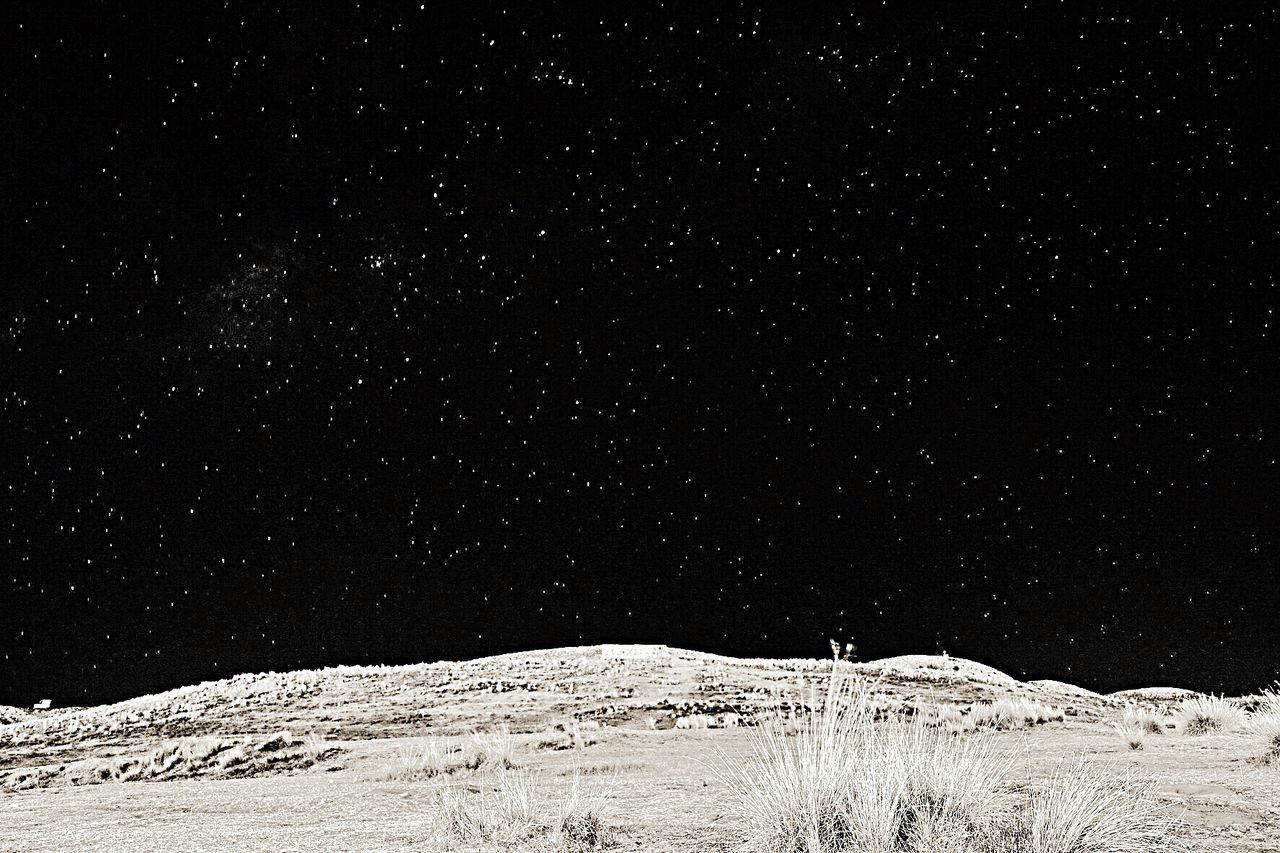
435 768 615 851
932 703 964 728
555 771 616 850
1122 706 1166 735
1246 699 1280 765
918 701 963 733
1249 685 1280 763
969 697 1063 730
1175 694 1242 736
999 759 1185 852
216 745 250 770
467 725 517 770
537 720 599 752
563 761 641 777
183 736 233 764
301 732 332 762
439 768 541 843
719 672 1184 853
1261 685 1280 715
377 733 521 781
112 757 144 781
1 729 313 792
146 740 185 777
719 677 1015 851
382 739 451 781
1111 721 1147 751
256 730 293 752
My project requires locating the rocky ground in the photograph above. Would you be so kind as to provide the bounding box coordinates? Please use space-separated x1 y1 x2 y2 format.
2 645 1277 851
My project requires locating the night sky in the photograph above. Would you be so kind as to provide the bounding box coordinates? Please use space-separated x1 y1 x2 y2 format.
4 5 1277 706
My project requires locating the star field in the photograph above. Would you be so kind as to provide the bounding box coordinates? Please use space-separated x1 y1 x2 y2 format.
3 5 1277 705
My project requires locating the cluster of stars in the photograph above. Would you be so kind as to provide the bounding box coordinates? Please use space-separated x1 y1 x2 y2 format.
3 5 1276 704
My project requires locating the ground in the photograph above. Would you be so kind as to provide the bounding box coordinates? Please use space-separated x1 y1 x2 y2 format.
2 646 1278 851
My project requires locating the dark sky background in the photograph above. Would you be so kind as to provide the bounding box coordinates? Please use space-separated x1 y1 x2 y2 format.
3 4 1277 706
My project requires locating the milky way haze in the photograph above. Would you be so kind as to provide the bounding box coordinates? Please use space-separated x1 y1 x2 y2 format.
3 6 1277 705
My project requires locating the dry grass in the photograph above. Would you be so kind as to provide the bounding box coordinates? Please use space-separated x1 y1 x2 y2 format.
434 768 615 851
1265 686 1280 713
1247 689 1280 764
467 725 517 770
438 768 541 843
969 697 1063 730
537 721 600 752
555 771 616 849
1111 720 1147 751
561 761 641 777
301 732 330 762
379 739 452 781
184 736 234 763
718 676 1014 851
718 673 1183 852
0 731 313 792
1248 714 1280 764
999 759 1186 852
374 729 516 782
1122 706 1166 735
1175 694 1242 736
931 703 964 729
147 740 185 777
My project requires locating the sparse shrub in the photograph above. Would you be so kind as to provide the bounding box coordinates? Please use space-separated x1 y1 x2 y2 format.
1175 694 1242 736
1111 720 1147 751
